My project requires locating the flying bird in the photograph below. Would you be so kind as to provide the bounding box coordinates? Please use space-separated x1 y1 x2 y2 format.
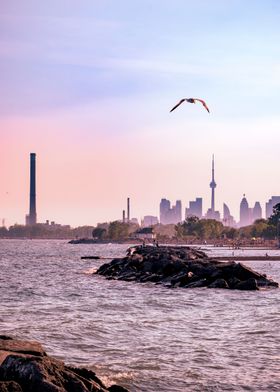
170 98 210 113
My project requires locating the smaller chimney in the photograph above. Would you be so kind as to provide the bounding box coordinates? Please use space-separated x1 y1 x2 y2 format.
122 210 125 223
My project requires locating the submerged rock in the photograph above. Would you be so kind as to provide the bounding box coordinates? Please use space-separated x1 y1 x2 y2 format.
95 245 278 291
0 336 128 392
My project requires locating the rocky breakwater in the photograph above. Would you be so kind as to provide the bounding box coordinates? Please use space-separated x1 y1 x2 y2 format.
0 336 128 392
95 246 278 290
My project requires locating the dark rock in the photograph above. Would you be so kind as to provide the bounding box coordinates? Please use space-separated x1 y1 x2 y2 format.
108 385 129 392
234 278 259 290
257 278 279 288
227 277 241 289
140 274 162 283
0 381 22 392
0 337 128 392
95 245 278 291
233 263 263 281
208 279 229 289
183 279 208 288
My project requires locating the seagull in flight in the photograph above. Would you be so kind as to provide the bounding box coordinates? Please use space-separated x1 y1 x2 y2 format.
170 98 210 113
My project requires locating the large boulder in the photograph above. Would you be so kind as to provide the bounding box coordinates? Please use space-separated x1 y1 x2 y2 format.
234 278 259 291
0 337 128 392
208 279 229 289
0 381 22 392
95 245 279 291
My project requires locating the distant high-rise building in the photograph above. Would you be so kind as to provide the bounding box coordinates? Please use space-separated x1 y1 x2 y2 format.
239 194 250 227
142 215 159 227
159 198 182 224
252 202 262 222
160 198 171 224
185 198 203 219
223 203 235 227
174 200 182 223
25 153 37 225
265 196 280 219
130 218 139 225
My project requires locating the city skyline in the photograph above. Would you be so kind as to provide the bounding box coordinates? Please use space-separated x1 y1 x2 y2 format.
1 1 280 226
3 152 280 228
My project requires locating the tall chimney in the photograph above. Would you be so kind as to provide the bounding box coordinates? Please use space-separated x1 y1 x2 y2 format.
127 197 130 223
28 153 37 225
122 210 125 223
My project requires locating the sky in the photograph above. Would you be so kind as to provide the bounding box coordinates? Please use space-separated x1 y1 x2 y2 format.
1 0 280 227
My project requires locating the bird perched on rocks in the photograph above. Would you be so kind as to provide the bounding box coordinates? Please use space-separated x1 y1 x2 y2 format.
170 98 210 113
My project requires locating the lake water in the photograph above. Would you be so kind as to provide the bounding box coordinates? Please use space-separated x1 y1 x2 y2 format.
0 240 280 391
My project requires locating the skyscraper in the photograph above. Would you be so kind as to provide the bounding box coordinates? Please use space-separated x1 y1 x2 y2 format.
223 203 235 227
265 196 280 219
160 198 171 224
159 198 182 224
25 153 37 225
239 194 249 227
185 198 203 219
252 202 262 222
174 200 182 223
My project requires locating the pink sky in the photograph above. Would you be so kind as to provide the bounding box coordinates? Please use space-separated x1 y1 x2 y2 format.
1 1 280 226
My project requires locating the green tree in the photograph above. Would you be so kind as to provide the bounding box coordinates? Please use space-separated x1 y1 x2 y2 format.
175 216 200 238
268 203 280 226
92 227 107 239
197 219 224 240
108 221 130 240
0 227 8 237
250 219 269 238
222 226 238 239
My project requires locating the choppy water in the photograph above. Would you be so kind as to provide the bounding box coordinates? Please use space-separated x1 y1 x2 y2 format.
0 240 280 391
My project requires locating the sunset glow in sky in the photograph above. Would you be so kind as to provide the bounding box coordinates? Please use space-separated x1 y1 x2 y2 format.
1 0 280 226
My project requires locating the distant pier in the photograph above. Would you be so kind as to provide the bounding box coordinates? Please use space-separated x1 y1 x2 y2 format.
215 256 280 261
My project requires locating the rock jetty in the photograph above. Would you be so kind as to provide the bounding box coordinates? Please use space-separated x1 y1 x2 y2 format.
95 246 278 290
0 336 128 392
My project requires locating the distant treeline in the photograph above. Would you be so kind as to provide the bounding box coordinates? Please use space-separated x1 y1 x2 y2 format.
1 203 280 241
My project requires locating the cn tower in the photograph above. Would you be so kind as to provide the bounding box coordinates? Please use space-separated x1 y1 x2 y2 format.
210 154 216 213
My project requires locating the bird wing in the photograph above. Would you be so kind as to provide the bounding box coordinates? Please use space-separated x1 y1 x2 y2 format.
170 99 186 112
194 98 210 113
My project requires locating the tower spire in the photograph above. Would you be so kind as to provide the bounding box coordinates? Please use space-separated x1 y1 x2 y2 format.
210 154 217 213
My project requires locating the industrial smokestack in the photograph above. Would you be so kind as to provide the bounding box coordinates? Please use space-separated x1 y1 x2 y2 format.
27 153 37 225
122 210 125 223
127 197 130 223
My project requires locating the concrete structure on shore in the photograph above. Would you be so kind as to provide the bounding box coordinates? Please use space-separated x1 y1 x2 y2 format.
142 215 159 227
25 153 37 225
